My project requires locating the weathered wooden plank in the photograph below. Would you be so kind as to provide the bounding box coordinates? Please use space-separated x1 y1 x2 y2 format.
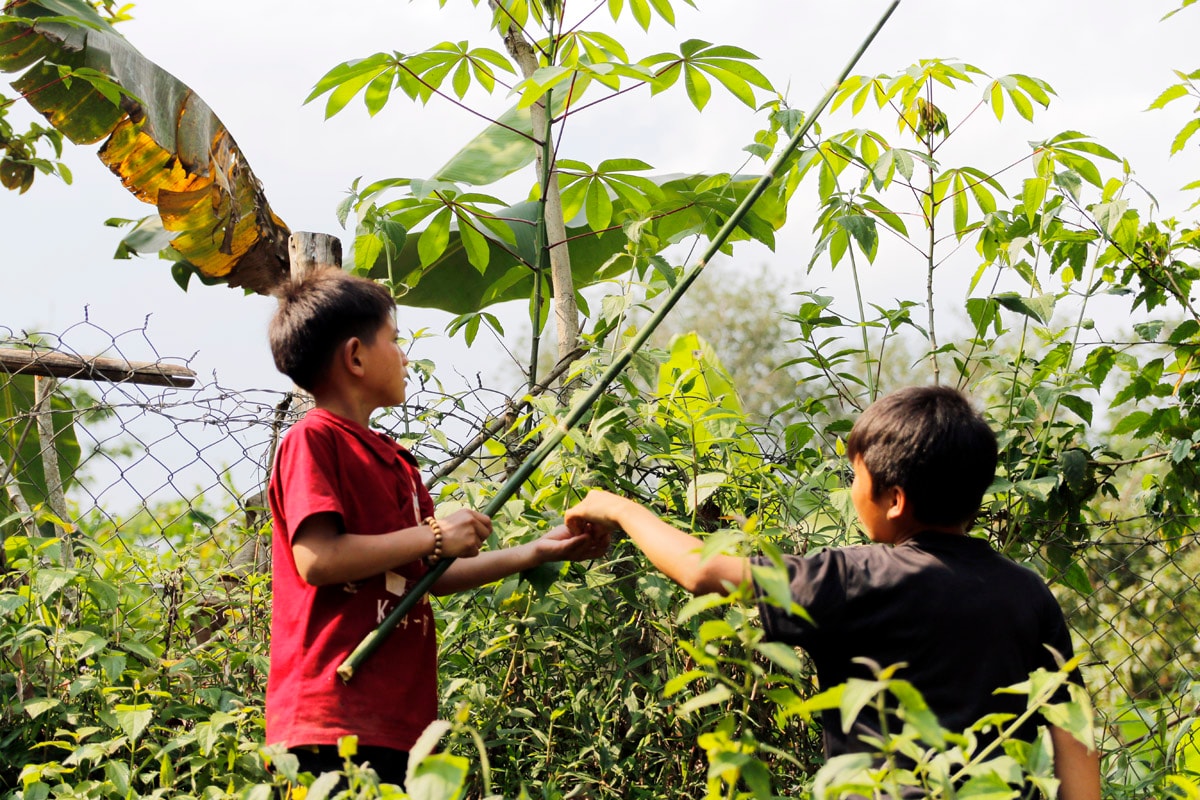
0 348 196 388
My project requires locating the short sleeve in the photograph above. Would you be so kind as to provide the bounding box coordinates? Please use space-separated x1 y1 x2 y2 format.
754 549 850 649
274 425 345 544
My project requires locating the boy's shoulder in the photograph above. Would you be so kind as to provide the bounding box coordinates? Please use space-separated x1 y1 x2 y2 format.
815 532 1038 582
280 408 418 469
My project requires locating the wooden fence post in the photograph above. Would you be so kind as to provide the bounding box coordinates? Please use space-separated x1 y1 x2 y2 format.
287 232 342 282
281 232 343 421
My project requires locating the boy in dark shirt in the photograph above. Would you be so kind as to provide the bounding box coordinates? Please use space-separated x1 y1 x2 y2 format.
266 269 608 785
565 385 1099 799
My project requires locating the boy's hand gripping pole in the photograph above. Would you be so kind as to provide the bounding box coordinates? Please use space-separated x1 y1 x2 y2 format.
336 0 901 683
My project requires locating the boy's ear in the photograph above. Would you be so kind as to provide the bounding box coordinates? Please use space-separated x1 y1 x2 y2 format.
341 337 367 377
885 484 908 520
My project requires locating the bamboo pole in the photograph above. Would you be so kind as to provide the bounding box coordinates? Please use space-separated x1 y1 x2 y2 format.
337 0 902 682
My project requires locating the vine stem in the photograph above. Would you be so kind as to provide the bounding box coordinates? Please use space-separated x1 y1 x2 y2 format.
336 0 903 681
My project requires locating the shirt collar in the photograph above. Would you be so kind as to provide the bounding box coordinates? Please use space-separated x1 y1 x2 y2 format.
308 408 416 468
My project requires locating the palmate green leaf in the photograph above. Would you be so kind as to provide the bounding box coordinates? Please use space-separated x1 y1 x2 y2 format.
306 52 394 104
584 177 614 230
433 90 569 186
1148 82 1189 110
354 232 384 272
368 171 791 313
417 207 453 266
562 29 629 64
1023 176 1048 224
456 214 490 272
683 63 712 110
364 71 393 117
700 62 754 108
1172 118 1200 155
837 214 878 261
953 172 969 236
649 0 676 24
630 0 651 29
516 64 574 109
831 73 866 112
321 59 393 118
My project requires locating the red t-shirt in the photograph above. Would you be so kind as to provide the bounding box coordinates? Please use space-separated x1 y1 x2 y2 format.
266 408 437 752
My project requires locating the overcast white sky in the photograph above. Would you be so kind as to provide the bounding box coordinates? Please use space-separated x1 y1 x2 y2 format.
3 0 1198 392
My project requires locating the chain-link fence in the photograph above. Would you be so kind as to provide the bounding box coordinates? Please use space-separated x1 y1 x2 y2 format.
1 320 1197 786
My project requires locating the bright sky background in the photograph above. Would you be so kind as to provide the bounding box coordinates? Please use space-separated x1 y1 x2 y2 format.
3 0 1198 393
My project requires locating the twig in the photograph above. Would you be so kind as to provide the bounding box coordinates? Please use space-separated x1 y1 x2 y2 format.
425 345 587 486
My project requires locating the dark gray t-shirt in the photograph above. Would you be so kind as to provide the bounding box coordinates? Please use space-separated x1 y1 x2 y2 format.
754 531 1076 759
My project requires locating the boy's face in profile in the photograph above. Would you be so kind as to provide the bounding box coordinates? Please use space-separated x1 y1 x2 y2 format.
850 455 899 544
360 317 409 408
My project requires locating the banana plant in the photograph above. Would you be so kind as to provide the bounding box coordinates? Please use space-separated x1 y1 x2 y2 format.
0 0 291 293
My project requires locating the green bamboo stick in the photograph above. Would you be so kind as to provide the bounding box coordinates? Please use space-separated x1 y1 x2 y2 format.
337 0 901 682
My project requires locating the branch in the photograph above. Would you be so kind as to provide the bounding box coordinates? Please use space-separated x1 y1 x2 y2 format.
424 345 587 487
397 62 539 145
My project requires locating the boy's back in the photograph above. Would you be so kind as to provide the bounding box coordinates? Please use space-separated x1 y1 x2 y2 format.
758 530 1074 756
565 385 1100 798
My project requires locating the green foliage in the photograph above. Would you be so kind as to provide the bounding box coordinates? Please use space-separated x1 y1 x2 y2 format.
0 375 81 535
306 0 787 328
11 1 1200 799
1 504 276 799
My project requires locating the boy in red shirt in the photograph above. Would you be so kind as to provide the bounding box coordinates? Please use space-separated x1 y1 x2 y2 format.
565 385 1100 799
266 269 608 785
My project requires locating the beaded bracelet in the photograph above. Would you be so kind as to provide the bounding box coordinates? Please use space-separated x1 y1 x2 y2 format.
424 516 444 564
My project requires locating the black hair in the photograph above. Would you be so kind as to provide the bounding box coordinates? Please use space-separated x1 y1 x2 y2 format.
268 269 395 391
846 385 998 527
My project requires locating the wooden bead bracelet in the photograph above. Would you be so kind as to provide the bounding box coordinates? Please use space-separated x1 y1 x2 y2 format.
424 516 443 564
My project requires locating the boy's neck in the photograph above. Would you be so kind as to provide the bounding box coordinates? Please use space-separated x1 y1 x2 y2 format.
892 522 966 544
312 386 378 430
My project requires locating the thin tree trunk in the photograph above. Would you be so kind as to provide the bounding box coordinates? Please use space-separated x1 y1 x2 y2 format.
925 137 940 385
499 25 580 364
34 376 73 569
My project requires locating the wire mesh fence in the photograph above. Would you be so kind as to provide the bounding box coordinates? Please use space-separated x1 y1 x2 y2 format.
1 319 1197 785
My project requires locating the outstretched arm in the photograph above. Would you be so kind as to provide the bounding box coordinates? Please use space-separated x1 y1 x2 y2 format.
565 489 746 595
432 524 609 594
1049 725 1101 800
291 508 492 586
